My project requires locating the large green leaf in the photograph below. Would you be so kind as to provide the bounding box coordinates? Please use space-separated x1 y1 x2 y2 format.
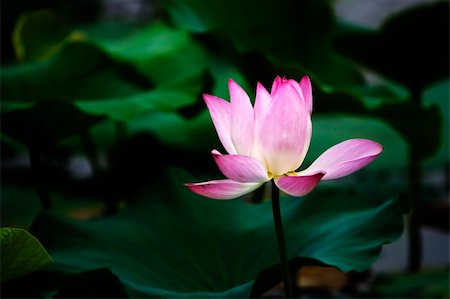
87 22 208 88
76 89 198 122
0 227 53 283
31 169 404 297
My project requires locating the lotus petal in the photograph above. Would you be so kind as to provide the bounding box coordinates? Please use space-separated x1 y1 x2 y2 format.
185 179 262 200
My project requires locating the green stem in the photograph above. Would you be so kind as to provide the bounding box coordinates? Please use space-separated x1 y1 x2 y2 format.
271 180 293 298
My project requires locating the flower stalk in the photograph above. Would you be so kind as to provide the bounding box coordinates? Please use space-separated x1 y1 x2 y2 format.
271 180 293 298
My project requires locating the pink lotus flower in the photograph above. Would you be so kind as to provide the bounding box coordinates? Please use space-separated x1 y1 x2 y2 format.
186 76 383 199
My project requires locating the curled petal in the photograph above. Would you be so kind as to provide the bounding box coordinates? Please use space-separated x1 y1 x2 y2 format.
203 94 237 154
259 80 312 175
185 179 262 200
275 172 325 196
229 79 254 155
212 150 270 183
299 76 313 113
302 139 383 180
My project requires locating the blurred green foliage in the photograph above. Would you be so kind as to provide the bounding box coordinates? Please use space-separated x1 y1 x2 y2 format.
1 0 448 297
